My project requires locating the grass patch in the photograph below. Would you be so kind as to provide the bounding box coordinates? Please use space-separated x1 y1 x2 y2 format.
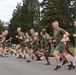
69 46 74 53
1 44 75 53
51 46 75 53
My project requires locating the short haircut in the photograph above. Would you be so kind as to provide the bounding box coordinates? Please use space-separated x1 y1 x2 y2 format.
42 28 46 32
17 27 21 31
52 21 59 25
30 28 35 32
5 30 8 33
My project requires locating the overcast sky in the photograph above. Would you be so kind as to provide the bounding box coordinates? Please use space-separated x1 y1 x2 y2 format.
0 0 43 22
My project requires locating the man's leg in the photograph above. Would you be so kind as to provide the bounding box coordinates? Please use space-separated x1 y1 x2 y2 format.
26 49 34 62
61 52 73 70
44 51 50 65
7 47 14 56
54 50 61 65
4 47 8 56
16 44 21 58
34 50 44 61
65 45 74 57
73 49 76 69
62 45 74 65
0 48 5 57
53 50 61 70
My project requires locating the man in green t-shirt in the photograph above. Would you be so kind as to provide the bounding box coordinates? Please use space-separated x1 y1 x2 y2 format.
25 32 31 50
26 29 44 62
0 31 6 57
16 27 26 59
41 28 52 65
52 21 73 70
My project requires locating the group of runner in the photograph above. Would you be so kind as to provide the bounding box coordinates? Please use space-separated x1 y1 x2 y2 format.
0 20 76 71
0 30 14 57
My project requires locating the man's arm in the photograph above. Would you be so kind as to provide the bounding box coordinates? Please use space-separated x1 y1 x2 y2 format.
16 36 23 40
0 38 5 44
6 37 12 42
31 37 37 45
61 32 69 42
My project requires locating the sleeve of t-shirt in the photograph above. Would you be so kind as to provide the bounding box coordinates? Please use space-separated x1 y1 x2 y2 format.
47 34 50 40
60 28 66 35
34 34 37 37
41 36 44 41
20 33 24 37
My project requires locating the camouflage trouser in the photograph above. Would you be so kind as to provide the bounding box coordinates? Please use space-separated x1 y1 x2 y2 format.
41 43 51 52
26 43 32 50
45 45 51 52
19 42 26 49
32 44 39 52
5 42 11 47
55 42 64 53
2 42 5 48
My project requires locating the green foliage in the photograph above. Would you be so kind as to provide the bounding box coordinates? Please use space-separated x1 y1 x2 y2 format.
0 20 6 33
41 0 75 35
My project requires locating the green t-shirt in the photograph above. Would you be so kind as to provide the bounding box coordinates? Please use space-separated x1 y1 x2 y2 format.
2 36 5 45
31 33 38 45
18 32 25 43
42 33 50 44
26 36 31 44
54 27 66 43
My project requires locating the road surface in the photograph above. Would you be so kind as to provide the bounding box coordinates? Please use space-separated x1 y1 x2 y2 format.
0 54 75 75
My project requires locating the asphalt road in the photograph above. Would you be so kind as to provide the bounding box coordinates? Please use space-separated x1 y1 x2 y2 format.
0 54 76 75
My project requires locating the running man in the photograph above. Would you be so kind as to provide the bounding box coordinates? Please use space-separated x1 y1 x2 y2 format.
16 27 26 59
62 34 74 65
0 31 6 57
4 30 13 57
52 21 73 70
26 29 44 62
41 29 52 65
